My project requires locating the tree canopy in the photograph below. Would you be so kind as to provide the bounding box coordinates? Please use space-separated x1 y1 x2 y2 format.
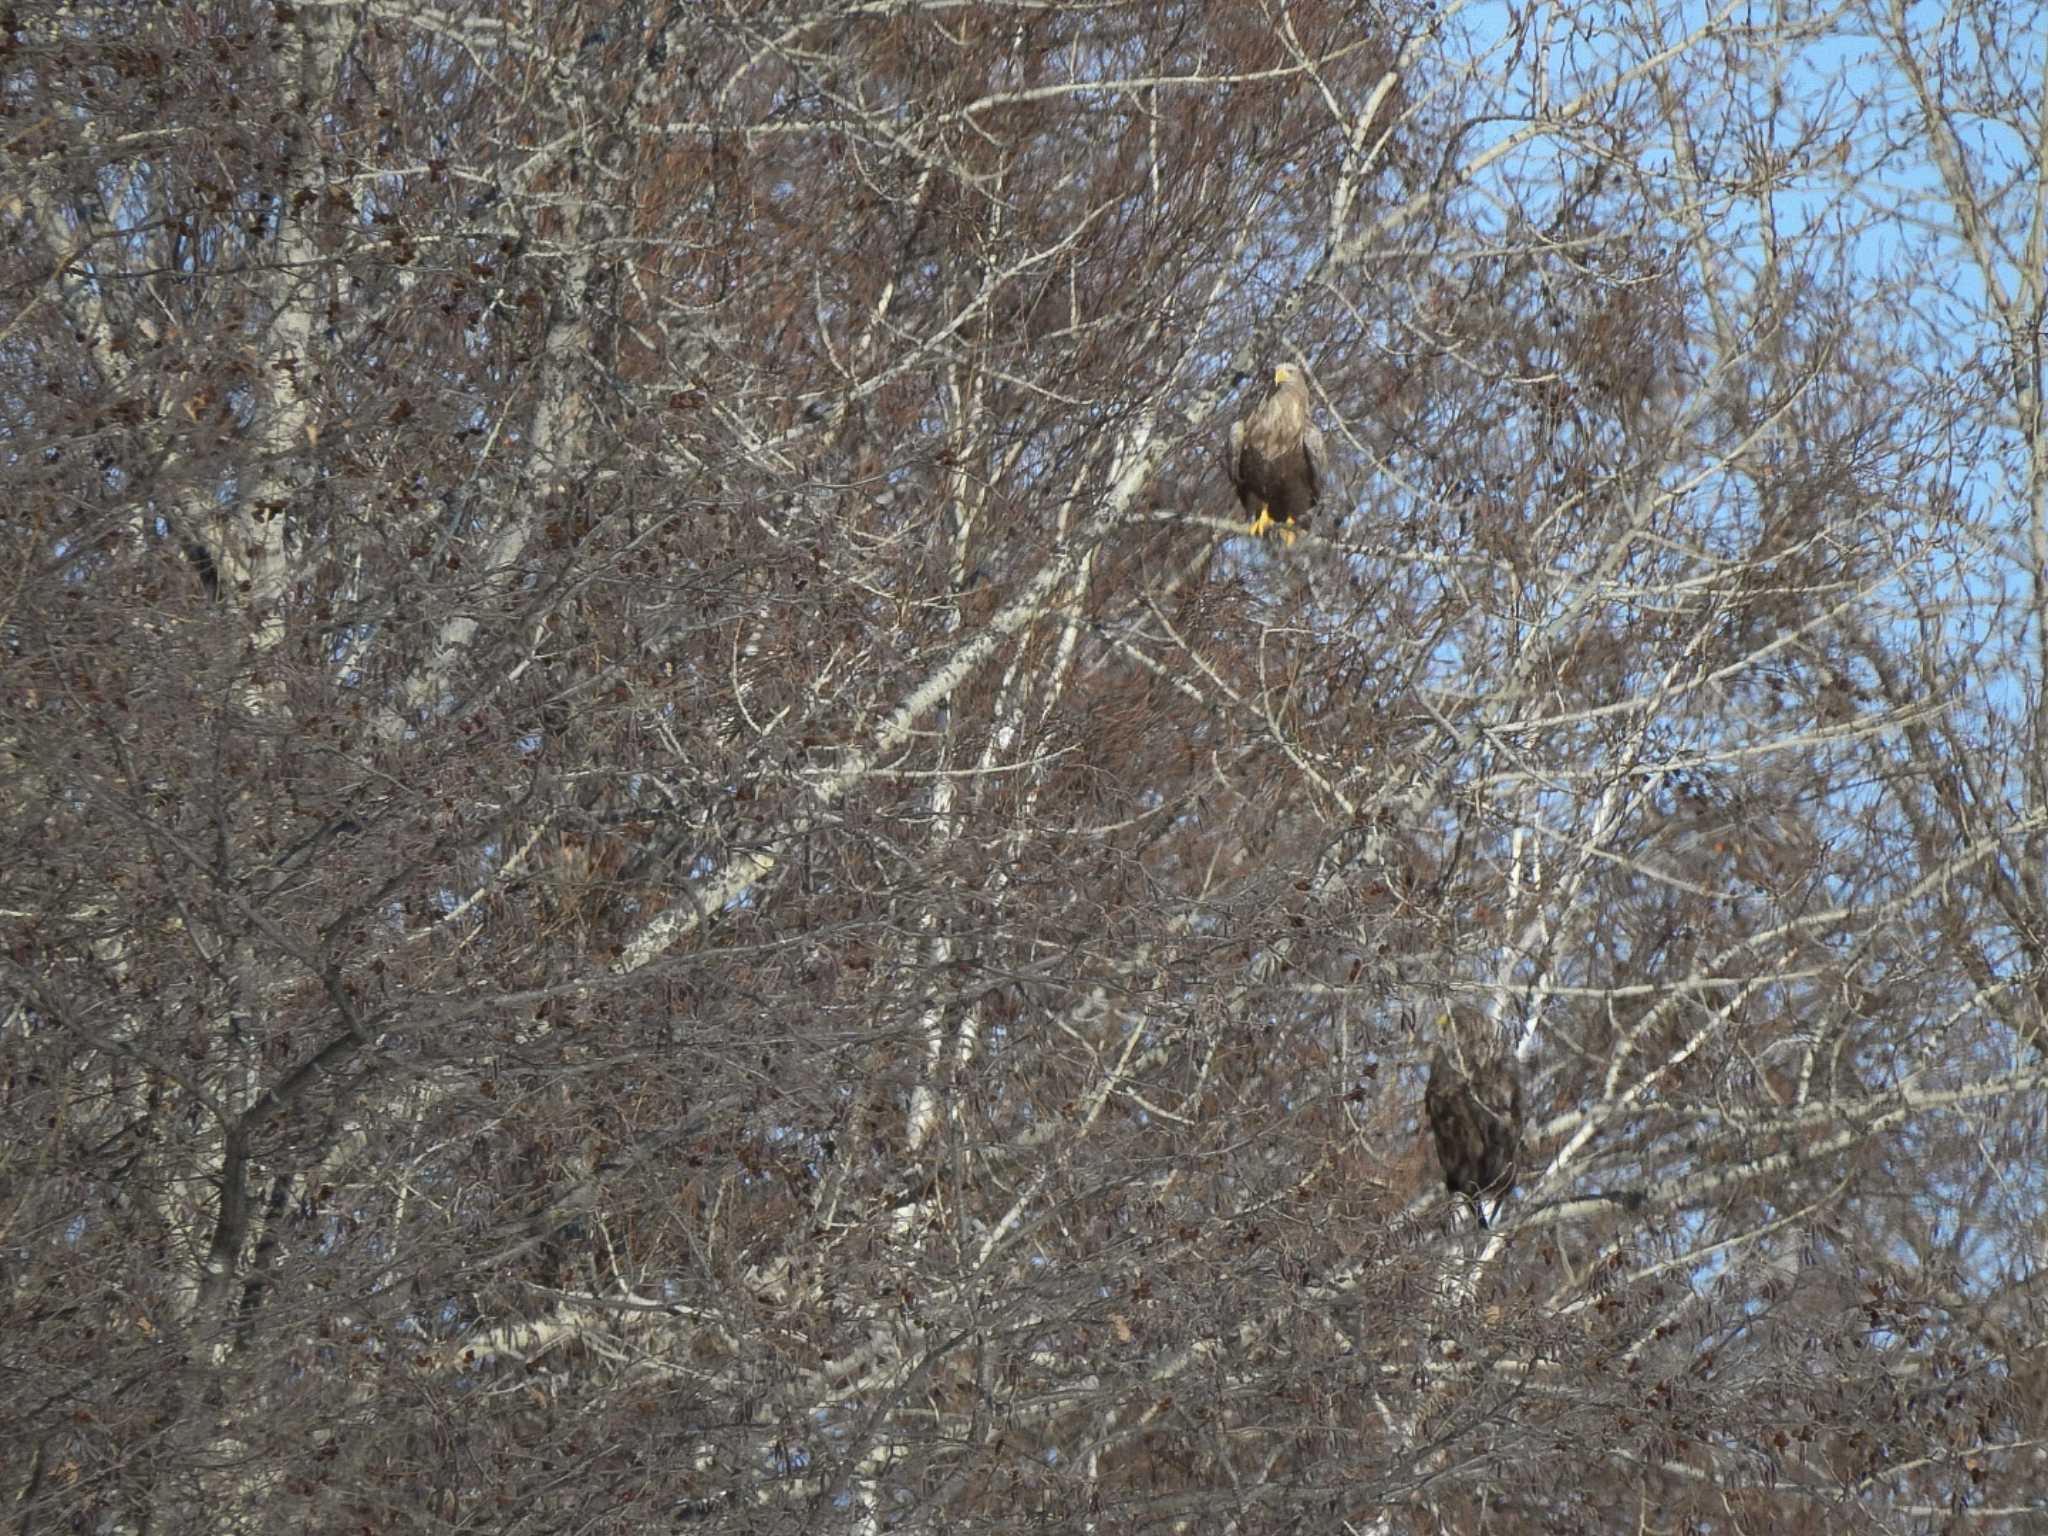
5 1 2048 1531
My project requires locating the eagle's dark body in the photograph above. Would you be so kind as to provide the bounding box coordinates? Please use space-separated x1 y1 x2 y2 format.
1425 1042 1524 1226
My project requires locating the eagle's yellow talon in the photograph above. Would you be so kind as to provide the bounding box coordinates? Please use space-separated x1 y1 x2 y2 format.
1248 506 1276 538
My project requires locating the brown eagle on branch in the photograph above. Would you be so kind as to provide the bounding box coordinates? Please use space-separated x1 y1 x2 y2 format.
1229 363 1324 546
1424 1016 1525 1228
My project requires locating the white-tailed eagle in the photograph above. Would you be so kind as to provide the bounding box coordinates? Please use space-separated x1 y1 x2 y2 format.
1228 363 1324 546
1424 1019 1524 1228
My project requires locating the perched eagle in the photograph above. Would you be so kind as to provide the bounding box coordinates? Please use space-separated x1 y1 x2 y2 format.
1424 1022 1524 1228
1229 364 1324 546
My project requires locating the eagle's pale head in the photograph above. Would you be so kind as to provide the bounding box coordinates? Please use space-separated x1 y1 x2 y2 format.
1273 363 1301 386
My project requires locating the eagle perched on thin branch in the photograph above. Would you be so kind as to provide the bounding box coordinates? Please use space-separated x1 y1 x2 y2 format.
1229 363 1324 546
1424 1016 1524 1227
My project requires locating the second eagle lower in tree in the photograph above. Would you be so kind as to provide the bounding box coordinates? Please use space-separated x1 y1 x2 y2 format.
1424 1019 1525 1228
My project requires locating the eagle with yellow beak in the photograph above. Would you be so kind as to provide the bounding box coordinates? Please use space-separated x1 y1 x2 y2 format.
1228 363 1324 546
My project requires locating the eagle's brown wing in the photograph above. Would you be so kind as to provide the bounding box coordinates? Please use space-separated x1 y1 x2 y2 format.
1228 418 1256 515
1300 420 1324 508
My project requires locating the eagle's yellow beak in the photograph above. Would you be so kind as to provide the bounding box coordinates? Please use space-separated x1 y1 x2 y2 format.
1273 366 1290 384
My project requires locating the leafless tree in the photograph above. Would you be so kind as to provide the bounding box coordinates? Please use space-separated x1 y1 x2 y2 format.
6 0 2048 1530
